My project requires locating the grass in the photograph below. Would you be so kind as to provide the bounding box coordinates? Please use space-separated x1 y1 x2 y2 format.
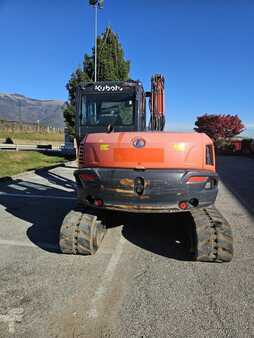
0 131 64 145
0 151 67 178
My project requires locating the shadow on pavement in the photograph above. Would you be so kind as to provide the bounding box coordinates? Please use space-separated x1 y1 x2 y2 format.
98 210 196 261
0 168 76 253
34 167 76 190
25 200 75 253
216 155 254 215
122 212 196 261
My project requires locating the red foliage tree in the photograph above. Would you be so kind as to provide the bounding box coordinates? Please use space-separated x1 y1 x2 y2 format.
194 114 245 141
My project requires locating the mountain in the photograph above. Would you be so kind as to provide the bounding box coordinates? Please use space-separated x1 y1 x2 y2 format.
0 93 65 128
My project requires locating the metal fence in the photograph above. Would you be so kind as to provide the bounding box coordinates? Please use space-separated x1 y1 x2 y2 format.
0 119 63 133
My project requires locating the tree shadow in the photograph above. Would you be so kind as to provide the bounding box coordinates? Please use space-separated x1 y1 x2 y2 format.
0 167 76 253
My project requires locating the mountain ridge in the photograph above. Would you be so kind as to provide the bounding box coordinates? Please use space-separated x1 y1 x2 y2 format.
0 92 65 128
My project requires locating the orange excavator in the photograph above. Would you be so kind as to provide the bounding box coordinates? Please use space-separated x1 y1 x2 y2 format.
60 75 233 262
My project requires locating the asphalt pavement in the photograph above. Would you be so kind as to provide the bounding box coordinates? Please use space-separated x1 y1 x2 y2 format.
0 156 253 338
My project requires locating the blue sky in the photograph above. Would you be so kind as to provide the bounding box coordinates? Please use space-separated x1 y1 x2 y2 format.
0 0 253 135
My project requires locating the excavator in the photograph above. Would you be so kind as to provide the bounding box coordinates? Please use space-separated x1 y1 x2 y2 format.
59 75 233 262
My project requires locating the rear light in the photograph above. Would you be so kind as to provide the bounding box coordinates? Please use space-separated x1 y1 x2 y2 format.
179 201 189 210
94 199 103 207
86 196 103 207
79 173 97 182
186 176 208 184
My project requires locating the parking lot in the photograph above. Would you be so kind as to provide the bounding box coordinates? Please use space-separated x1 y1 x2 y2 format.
0 156 254 338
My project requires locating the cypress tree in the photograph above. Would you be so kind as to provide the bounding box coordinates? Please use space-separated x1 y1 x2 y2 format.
63 27 130 136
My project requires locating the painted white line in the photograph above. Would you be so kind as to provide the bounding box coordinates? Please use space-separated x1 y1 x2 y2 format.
0 192 76 201
0 238 58 250
88 236 126 319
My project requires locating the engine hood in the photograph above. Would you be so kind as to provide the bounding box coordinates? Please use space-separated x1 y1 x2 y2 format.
79 131 215 171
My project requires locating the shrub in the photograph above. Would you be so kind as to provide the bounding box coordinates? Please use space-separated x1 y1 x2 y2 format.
222 143 235 153
215 139 235 153
241 139 253 154
4 137 14 144
251 140 254 154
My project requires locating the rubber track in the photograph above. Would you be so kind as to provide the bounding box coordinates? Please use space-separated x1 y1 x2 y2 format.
59 210 106 255
191 206 233 263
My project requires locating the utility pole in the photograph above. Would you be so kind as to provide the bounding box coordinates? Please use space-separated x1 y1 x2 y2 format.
89 0 104 82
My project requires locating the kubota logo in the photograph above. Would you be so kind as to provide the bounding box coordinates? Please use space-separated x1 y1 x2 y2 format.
133 138 146 148
94 85 124 92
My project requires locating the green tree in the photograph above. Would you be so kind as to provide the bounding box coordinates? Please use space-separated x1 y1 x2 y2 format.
63 26 130 136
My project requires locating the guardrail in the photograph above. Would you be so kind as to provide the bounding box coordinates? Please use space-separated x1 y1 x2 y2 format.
0 144 76 158
0 144 57 151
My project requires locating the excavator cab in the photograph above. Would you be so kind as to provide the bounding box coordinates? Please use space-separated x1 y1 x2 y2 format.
75 81 146 144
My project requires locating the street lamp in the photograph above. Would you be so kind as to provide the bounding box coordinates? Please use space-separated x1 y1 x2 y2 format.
89 0 104 82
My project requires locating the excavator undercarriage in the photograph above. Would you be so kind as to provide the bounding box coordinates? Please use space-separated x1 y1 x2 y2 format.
59 205 233 262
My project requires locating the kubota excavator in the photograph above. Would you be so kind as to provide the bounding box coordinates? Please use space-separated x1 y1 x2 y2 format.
59 75 233 262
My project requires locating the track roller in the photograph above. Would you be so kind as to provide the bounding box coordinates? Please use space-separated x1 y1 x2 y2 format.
59 210 106 255
191 206 233 263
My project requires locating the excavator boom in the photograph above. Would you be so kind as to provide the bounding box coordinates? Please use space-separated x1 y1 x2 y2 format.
148 74 166 131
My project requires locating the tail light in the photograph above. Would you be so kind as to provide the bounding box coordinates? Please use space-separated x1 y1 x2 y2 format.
79 173 97 182
179 201 189 210
186 176 208 184
186 176 217 189
94 199 103 207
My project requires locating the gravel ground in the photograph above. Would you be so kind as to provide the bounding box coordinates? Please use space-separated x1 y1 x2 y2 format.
0 156 253 338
